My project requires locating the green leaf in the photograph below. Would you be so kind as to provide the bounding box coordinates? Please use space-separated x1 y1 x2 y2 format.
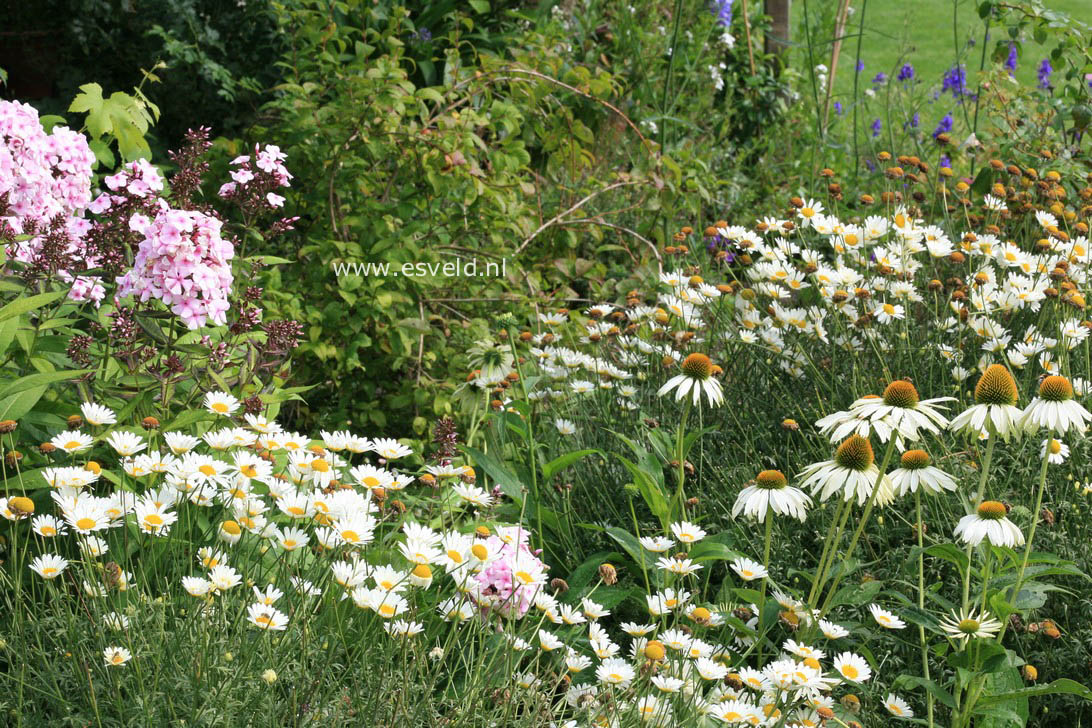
467 0 489 12
461 445 523 503
975 678 1092 707
893 674 958 709
925 543 970 572
0 385 46 421
615 453 671 529
687 540 745 564
0 291 66 323
0 316 18 355
162 409 213 432
0 369 90 400
602 526 649 570
541 448 600 480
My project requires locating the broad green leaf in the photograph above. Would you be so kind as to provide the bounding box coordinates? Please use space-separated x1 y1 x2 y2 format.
975 678 1092 708
602 526 649 571
0 291 66 323
0 385 46 421
541 448 601 480
461 445 523 503
893 675 958 709
0 369 91 400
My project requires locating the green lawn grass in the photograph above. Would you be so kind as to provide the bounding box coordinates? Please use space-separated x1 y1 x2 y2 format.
791 0 1088 97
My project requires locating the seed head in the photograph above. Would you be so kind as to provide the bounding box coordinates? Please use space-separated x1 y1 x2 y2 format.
977 500 1008 520
834 435 874 471
975 364 1019 406
883 380 919 408
900 449 931 469
755 470 788 490
1039 375 1073 402
681 353 713 380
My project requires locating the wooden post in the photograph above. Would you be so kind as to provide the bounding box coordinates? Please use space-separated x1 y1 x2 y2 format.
765 0 791 58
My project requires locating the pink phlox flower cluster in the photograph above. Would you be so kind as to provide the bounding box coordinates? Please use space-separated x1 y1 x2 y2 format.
117 207 234 329
471 527 547 619
89 159 165 214
0 101 101 304
218 144 292 208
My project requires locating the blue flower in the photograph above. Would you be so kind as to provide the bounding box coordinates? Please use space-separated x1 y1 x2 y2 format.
897 63 915 82
932 113 953 139
870 118 882 138
940 154 951 168
904 112 920 130
942 65 969 98
1038 58 1053 90
865 158 877 172
856 60 865 73
872 72 887 86
1004 44 1018 73
833 101 843 115
710 0 733 27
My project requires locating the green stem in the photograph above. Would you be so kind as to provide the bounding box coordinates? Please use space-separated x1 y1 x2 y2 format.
807 497 849 609
996 452 1051 644
674 400 692 519
916 489 936 728
760 513 774 607
961 426 996 612
819 436 898 616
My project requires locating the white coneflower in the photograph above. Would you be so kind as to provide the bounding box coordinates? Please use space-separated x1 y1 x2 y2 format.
1040 438 1070 464
884 693 914 719
1021 375 1091 435
953 501 1024 547
731 469 811 522
868 604 906 629
888 449 958 496
657 353 723 407
939 608 1002 643
798 435 895 506
949 364 1022 440
847 380 953 442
